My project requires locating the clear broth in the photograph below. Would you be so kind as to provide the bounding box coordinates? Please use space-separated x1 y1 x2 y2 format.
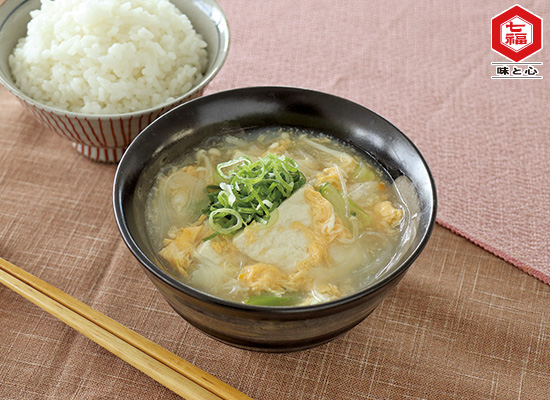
145 128 415 306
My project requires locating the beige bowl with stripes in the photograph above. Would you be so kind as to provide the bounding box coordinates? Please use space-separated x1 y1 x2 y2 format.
0 0 229 163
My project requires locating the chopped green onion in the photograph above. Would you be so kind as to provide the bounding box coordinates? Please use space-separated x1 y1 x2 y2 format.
208 208 243 234
248 208 279 230
216 156 251 180
201 232 219 242
204 153 305 238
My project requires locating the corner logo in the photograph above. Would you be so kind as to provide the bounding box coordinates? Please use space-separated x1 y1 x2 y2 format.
492 5 542 62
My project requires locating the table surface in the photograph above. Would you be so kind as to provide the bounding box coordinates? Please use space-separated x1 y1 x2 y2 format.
1 1 549 399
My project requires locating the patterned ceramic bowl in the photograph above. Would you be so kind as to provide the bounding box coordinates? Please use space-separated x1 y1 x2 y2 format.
0 0 229 162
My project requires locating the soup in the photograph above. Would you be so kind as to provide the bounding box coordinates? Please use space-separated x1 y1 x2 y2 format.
145 130 413 306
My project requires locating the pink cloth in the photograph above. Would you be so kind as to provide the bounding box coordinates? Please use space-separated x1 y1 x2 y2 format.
2 2 550 399
207 0 550 283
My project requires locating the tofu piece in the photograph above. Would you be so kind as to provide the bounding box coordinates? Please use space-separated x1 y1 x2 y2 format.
233 186 313 273
195 239 226 266
195 235 243 268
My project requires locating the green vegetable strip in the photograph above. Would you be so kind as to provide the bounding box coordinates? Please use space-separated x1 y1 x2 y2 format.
319 182 370 228
204 153 305 237
354 163 376 181
319 182 352 229
348 197 371 226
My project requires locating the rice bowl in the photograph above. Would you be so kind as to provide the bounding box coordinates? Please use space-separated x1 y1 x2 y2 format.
0 0 229 162
9 0 209 114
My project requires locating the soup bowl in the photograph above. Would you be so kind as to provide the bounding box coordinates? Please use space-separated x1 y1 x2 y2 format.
0 0 229 162
113 87 437 352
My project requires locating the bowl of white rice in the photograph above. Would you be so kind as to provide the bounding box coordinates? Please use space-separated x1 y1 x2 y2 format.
0 0 229 162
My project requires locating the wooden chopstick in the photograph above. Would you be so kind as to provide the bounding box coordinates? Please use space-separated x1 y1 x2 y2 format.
0 257 253 400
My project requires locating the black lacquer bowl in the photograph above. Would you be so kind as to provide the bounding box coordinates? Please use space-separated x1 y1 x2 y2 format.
113 87 437 352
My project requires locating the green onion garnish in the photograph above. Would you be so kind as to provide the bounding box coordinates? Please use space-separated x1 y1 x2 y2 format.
204 153 305 238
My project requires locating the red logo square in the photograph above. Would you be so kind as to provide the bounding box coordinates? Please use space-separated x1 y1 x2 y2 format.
492 5 543 62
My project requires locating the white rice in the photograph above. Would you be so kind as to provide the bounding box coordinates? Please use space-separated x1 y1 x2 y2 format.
9 0 208 114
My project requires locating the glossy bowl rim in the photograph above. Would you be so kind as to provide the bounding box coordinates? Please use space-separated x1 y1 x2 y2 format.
113 86 437 316
0 0 230 119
